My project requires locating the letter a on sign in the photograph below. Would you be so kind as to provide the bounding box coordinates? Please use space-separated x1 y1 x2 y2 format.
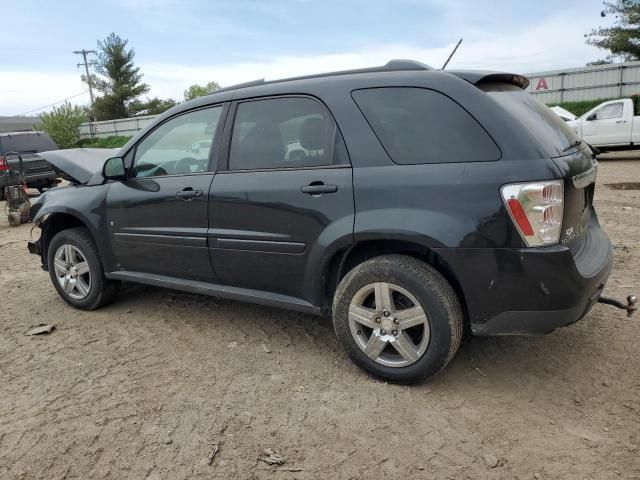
535 78 549 91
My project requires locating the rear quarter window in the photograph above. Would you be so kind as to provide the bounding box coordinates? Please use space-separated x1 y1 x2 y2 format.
352 87 501 165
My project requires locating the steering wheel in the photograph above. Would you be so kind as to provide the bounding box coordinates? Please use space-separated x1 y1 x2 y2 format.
174 157 202 175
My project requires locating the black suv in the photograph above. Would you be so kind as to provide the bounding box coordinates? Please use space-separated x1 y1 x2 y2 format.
29 60 613 383
0 131 59 192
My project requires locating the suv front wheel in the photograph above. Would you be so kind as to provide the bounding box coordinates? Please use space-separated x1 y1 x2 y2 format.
47 227 118 310
332 255 463 383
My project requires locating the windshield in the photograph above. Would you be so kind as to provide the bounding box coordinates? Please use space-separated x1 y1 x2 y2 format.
0 132 58 155
481 83 579 157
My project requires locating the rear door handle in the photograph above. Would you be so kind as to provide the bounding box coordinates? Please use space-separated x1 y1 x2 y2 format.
176 187 203 200
616 120 627 124
300 182 338 195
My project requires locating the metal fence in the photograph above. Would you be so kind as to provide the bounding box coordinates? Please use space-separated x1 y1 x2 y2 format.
526 60 640 104
79 114 158 139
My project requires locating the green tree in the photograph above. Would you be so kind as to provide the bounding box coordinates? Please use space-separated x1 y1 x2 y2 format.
39 102 87 148
129 97 179 116
184 81 221 101
87 33 150 120
586 0 640 63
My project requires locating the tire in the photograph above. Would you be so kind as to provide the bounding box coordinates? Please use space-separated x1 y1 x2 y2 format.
332 255 463 384
47 227 119 310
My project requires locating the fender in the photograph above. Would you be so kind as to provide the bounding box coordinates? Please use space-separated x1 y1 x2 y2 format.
30 184 117 271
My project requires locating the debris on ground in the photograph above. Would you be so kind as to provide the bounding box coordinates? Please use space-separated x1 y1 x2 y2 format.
24 324 55 336
207 442 220 465
483 453 504 468
473 367 487 377
258 448 286 466
261 343 271 353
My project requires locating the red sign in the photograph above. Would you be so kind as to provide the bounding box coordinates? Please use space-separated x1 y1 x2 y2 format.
535 78 549 91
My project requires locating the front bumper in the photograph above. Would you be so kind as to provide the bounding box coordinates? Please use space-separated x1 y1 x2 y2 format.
436 217 613 335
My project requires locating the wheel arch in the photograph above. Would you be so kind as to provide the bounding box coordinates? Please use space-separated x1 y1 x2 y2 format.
323 239 469 325
38 212 98 271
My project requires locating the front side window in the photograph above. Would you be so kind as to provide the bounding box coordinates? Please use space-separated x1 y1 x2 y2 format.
133 106 222 178
228 97 347 171
594 102 623 120
352 87 501 165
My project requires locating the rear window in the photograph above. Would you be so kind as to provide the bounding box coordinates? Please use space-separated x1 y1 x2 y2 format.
0 132 58 155
352 87 501 165
481 83 579 157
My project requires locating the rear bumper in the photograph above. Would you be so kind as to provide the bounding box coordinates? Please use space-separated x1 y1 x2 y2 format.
435 216 613 335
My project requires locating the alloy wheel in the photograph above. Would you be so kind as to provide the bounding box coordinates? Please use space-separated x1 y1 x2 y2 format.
53 244 92 300
348 282 430 367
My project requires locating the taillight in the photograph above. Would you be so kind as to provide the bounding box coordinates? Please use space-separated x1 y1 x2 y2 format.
501 180 564 247
0 156 7 172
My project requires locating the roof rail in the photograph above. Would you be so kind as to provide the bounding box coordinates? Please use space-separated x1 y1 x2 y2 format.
383 59 432 71
214 78 266 94
203 59 433 96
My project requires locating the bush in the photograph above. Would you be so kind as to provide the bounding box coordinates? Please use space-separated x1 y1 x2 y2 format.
76 136 132 148
548 98 618 117
39 102 87 148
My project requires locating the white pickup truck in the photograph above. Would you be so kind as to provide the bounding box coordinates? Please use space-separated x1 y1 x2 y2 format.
567 98 640 149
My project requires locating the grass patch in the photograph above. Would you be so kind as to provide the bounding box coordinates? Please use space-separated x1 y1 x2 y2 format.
548 98 620 117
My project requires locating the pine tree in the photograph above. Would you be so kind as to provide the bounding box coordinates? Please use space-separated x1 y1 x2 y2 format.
87 33 150 120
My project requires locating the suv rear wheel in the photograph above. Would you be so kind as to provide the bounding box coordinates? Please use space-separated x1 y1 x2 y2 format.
47 227 118 310
332 255 463 383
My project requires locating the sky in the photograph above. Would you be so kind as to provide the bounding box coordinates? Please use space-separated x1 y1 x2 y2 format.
0 0 613 116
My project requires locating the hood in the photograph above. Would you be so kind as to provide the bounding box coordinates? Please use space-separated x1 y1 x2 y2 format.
39 148 119 184
550 106 577 121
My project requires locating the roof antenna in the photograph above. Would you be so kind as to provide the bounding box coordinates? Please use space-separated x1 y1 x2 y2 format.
441 38 463 70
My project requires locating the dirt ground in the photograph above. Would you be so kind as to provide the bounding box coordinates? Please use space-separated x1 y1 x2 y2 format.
0 159 639 480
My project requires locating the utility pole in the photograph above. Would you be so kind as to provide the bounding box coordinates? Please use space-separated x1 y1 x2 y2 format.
73 49 96 108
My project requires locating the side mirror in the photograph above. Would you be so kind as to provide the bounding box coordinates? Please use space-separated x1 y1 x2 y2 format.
103 156 126 180
587 113 597 121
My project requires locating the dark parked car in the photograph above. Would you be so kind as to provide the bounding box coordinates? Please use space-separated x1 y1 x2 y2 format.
29 60 616 383
0 131 60 192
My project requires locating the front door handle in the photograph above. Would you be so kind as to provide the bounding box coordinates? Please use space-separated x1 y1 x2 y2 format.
300 182 338 195
616 120 627 124
176 187 203 200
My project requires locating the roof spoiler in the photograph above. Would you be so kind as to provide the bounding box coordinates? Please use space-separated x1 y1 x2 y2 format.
447 71 530 90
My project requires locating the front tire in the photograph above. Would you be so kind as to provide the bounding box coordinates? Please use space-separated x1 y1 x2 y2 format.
47 227 118 310
332 255 463 384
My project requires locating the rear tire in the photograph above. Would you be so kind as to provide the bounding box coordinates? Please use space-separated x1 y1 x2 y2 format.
47 227 119 310
332 255 463 384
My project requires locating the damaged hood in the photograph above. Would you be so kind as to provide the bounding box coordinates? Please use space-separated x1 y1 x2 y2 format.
40 148 119 184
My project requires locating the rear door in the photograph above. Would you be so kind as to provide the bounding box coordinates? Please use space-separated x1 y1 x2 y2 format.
106 104 226 281
583 101 629 145
209 96 354 302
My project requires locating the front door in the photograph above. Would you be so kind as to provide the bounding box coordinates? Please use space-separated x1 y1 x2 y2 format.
106 105 225 281
209 96 354 303
583 101 629 145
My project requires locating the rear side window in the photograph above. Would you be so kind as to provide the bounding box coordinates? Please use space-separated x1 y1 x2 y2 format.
352 87 500 164
0 132 58 155
228 97 348 171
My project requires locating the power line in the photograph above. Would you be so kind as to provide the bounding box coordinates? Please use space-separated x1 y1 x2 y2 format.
74 49 97 108
13 91 89 116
